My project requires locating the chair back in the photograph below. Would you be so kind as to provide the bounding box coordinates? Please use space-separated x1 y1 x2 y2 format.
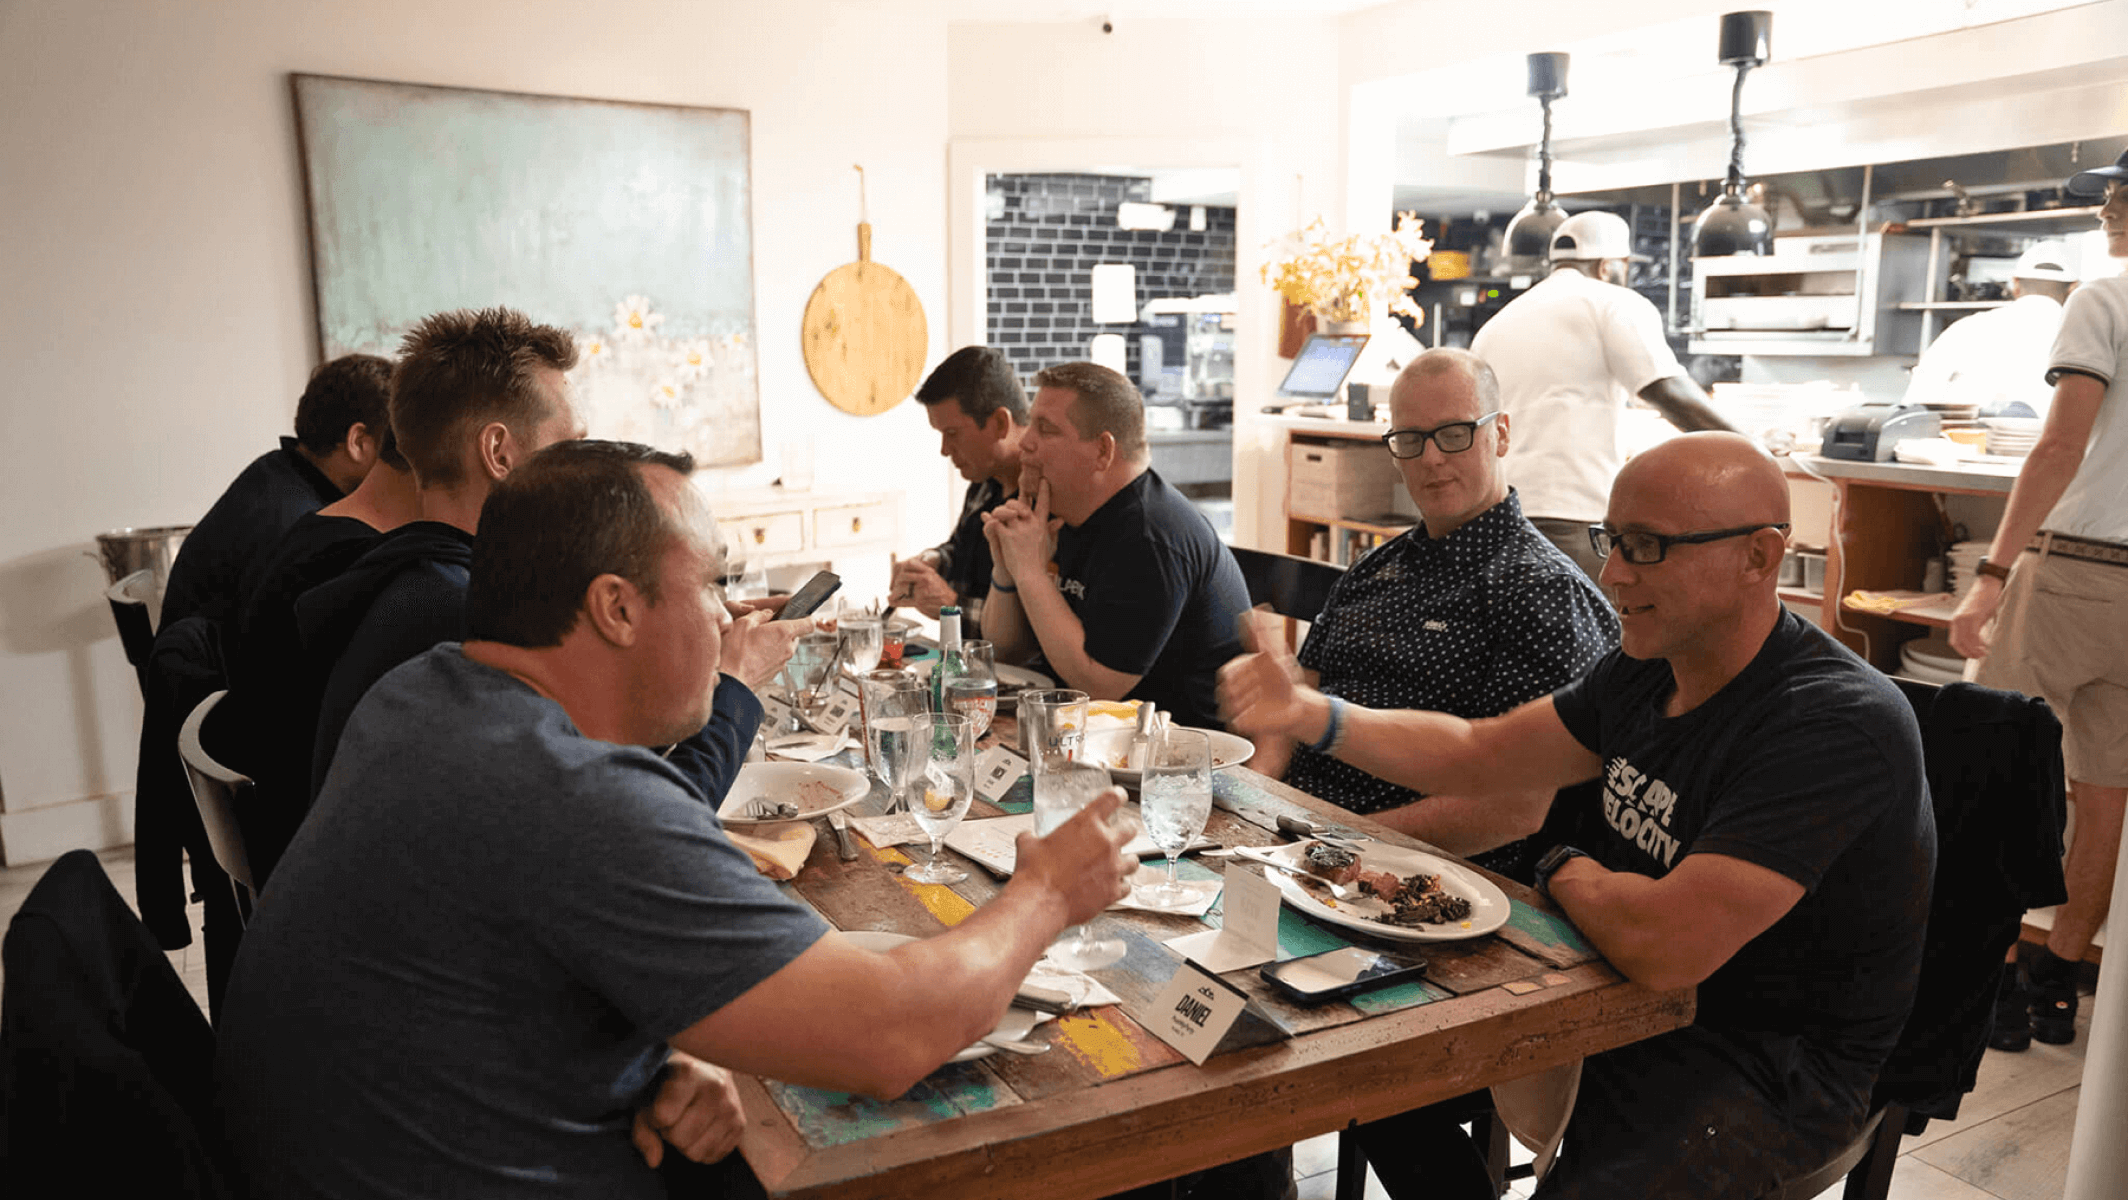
1231 546 1343 623
106 568 159 686
177 691 258 918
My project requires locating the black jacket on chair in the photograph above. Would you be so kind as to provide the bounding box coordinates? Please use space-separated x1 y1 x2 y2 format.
1877 680 2067 1122
0 850 231 1197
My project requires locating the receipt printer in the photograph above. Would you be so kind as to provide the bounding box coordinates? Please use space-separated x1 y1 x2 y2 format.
1820 403 1942 462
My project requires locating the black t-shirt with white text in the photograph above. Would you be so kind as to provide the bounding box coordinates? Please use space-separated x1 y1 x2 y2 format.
1551 609 1935 1093
1044 469 1249 728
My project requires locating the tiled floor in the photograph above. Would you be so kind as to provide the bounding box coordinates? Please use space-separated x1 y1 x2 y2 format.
0 848 2097 1200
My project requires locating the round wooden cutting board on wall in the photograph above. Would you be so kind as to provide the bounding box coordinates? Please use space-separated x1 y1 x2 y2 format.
802 221 928 416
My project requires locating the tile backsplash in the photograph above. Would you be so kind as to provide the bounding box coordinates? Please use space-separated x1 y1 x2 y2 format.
985 173 1235 387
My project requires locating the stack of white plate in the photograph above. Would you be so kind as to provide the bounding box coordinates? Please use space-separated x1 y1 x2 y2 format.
1983 417 2042 457
1945 540 1989 599
1900 636 1968 685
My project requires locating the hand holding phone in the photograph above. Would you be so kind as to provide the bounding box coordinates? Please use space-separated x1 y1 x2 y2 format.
773 570 842 621
1259 947 1427 1005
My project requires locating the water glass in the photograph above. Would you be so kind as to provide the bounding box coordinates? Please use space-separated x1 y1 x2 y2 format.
943 639 999 740
782 631 841 713
860 672 927 809
1019 689 1089 774
840 614 885 676
1134 729 1212 910
905 712 975 886
1033 761 1127 969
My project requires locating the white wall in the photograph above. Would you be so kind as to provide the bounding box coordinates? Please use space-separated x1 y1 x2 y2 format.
0 0 961 862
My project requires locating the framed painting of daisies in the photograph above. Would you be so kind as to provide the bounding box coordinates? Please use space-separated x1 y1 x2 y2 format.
293 73 761 467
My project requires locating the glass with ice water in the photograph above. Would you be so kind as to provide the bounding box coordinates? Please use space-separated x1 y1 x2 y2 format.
1134 729 1211 910
840 614 884 676
943 639 999 740
1034 761 1128 969
861 673 926 812
905 712 975 886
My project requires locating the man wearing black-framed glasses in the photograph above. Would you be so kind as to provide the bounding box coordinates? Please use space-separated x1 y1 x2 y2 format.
1223 432 1932 1198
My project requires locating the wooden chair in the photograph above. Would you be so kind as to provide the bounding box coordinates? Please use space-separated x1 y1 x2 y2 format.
176 691 257 924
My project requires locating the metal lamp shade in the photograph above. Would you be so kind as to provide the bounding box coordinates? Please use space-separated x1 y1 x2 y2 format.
1504 196 1568 273
1691 187 1773 258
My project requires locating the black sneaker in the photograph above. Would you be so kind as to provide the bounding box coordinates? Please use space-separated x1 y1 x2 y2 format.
1989 966 2032 1053
2030 949 2080 1045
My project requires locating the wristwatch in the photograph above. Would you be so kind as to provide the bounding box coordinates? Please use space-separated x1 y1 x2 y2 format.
1976 558 2012 582
1531 845 1590 901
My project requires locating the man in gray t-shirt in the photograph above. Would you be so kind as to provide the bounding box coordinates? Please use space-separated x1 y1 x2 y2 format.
218 441 1137 1200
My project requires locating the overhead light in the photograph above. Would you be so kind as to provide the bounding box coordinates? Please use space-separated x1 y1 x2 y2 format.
1502 52 1570 274
1690 11 1775 258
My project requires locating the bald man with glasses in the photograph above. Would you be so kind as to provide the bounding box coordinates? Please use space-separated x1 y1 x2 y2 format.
1265 349 1616 881
1222 432 1934 1197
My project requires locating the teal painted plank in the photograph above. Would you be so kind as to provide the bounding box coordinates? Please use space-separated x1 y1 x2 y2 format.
1349 978 1453 1015
763 1061 1017 1150
1504 900 1593 957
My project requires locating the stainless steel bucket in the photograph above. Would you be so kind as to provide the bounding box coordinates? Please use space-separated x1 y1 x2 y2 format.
92 525 192 588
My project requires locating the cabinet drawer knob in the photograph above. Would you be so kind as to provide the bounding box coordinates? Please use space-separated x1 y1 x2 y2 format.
850 517 862 533
751 528 766 544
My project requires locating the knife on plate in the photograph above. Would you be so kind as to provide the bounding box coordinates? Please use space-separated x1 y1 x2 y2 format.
1277 813 1368 846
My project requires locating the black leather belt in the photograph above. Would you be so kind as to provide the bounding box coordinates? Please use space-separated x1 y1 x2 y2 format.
2030 532 2128 568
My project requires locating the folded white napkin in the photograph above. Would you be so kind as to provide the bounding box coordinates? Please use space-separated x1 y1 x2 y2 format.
1113 864 1222 916
1028 954 1124 1009
846 812 926 848
766 732 849 762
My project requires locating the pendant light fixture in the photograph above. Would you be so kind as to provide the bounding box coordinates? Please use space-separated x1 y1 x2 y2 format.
1502 52 1570 273
1690 11 1774 257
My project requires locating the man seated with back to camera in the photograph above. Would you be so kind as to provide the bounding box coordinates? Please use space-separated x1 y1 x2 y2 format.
216 439 1142 1200
1265 348 1617 879
1220 433 1935 1198
981 361 1249 729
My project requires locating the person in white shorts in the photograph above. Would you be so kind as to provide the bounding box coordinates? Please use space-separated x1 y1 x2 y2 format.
1951 152 2128 1049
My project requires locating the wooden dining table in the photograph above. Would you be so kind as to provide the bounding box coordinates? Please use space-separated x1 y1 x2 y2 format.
732 709 1694 1200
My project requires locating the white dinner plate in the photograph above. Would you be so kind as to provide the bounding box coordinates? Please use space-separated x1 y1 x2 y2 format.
718 762 869 826
1079 727 1257 787
841 932 1038 1062
1253 840 1511 944
905 659 1055 709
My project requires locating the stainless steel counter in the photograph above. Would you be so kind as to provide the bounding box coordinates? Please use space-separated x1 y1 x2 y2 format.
1790 453 2020 495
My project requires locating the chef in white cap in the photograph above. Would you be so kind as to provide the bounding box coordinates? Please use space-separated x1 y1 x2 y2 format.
1904 240 2079 416
1473 210 1734 579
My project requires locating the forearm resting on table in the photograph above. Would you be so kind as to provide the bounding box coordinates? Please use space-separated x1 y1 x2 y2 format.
1546 852 1801 993
1370 787 1555 859
1007 572 1140 700
672 879 1072 1100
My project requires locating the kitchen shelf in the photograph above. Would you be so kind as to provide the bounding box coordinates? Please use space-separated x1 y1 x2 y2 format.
1777 587 1824 607
1895 206 2101 235
1290 514 1417 539
1894 300 2011 311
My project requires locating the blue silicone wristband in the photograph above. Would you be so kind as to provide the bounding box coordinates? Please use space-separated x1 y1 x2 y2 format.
1307 696 1346 755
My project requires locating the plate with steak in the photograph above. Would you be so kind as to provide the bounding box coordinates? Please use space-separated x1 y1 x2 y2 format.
1257 838 1509 943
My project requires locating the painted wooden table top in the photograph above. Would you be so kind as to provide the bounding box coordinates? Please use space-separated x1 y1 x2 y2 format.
732 715 1693 1199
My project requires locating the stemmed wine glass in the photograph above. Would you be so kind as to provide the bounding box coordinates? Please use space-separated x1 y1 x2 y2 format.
942 639 999 740
904 712 975 886
1033 761 1128 969
861 673 927 812
1134 729 1212 910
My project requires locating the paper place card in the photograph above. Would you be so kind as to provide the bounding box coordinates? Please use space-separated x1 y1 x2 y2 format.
943 814 1221 878
1148 959 1252 1065
759 695 798 736
802 691 858 737
973 745 1028 804
1163 865 1279 971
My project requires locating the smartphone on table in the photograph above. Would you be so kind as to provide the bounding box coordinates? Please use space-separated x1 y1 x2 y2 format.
1259 947 1428 1005
772 570 843 621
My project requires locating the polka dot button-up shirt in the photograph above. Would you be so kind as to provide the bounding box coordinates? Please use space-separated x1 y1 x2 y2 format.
1288 489 1619 861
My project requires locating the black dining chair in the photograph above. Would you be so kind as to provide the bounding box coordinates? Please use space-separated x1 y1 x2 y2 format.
1757 678 2067 1200
105 568 160 701
1231 546 1344 651
177 690 259 926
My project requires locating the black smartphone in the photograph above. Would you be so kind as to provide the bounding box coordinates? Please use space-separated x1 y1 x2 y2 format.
1258 947 1427 1005
772 570 843 621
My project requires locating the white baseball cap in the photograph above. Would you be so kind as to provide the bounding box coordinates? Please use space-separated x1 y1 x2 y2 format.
2012 241 2075 283
1549 211 1646 262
